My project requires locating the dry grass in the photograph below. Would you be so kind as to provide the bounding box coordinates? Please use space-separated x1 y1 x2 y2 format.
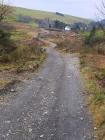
56 32 83 53
80 53 105 140
0 23 46 89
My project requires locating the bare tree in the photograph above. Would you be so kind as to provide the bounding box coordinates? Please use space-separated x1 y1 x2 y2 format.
97 0 105 18
95 0 105 34
0 0 13 23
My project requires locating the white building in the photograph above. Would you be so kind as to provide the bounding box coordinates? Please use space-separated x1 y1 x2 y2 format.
65 26 71 31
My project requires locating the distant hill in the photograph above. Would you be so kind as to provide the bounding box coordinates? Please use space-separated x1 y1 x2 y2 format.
13 7 91 25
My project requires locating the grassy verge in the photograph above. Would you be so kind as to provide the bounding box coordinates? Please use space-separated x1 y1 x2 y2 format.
80 30 105 139
80 51 105 140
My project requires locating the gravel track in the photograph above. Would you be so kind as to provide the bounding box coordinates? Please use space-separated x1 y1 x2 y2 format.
0 44 94 140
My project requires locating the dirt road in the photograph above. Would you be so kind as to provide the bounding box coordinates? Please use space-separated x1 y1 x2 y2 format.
0 44 94 140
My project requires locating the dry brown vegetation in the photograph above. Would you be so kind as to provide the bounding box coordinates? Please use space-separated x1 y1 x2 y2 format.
56 31 83 53
0 23 47 90
79 34 105 139
80 52 105 140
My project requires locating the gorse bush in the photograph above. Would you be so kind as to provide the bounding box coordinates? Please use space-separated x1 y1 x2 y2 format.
57 37 82 53
85 27 96 46
0 28 45 63
1 44 44 63
0 29 10 39
82 28 105 55
84 28 105 46
0 29 16 55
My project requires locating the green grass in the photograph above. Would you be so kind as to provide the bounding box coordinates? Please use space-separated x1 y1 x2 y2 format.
81 30 105 55
13 7 91 24
10 31 24 41
81 30 105 40
80 54 105 140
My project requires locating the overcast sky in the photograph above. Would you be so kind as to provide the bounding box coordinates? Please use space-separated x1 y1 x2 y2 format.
11 0 101 19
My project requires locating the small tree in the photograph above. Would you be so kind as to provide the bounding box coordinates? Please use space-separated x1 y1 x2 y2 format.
95 1 105 36
55 20 66 29
98 0 105 16
85 27 96 47
0 0 13 23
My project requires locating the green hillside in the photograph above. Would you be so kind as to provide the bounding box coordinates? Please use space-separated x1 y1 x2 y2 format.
14 7 90 25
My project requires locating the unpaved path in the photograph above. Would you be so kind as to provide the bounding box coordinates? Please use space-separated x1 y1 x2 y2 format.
0 44 94 140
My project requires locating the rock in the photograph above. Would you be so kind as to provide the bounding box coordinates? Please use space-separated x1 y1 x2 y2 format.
40 134 44 138
11 89 15 92
29 128 32 133
43 111 48 115
80 117 84 121
94 135 97 138
6 133 9 136
83 135 86 138
38 77 43 80
5 121 10 124
28 65 33 70
94 127 97 130
80 105 83 109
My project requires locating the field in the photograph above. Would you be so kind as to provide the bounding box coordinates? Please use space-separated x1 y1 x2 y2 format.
13 7 90 25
